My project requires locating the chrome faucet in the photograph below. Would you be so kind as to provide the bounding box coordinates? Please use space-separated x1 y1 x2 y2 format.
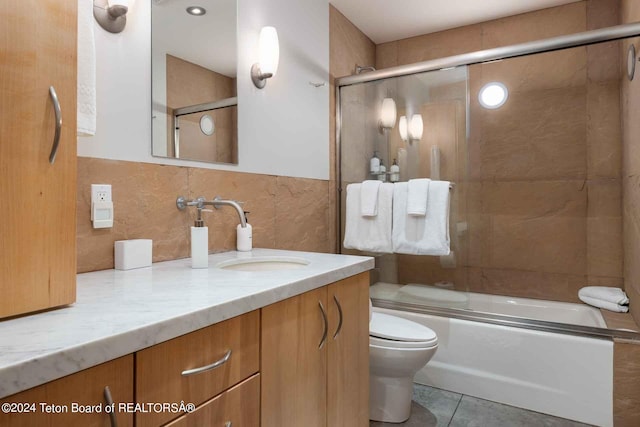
202 197 247 228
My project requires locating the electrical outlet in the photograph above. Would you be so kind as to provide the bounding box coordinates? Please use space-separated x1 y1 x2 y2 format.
91 184 112 202
91 184 114 229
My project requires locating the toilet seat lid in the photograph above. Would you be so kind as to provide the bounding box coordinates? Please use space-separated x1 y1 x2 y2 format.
370 312 437 342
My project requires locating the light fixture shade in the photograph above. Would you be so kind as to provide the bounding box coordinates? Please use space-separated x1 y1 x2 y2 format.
380 98 397 129
409 114 423 140
398 115 408 141
259 27 280 76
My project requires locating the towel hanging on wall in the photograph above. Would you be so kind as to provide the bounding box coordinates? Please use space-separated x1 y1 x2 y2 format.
344 182 394 253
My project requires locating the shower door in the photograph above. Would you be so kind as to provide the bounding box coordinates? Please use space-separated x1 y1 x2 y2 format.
338 66 470 310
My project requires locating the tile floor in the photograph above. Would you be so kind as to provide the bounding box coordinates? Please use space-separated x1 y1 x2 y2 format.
370 384 594 427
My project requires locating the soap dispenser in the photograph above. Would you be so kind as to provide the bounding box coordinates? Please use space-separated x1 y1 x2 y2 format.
370 151 381 174
378 160 387 182
191 206 209 268
237 211 252 252
390 158 400 182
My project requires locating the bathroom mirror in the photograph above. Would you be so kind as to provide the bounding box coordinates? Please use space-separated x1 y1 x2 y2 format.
151 0 238 164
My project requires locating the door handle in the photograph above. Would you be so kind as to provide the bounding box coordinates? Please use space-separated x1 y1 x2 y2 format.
318 300 328 349
103 386 118 427
48 86 62 164
332 295 343 340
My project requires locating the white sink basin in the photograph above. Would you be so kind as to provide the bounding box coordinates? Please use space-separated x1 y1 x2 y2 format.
216 256 310 271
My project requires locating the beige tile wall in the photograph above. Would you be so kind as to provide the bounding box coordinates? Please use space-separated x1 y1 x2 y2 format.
76 157 330 273
375 0 624 303
622 0 640 324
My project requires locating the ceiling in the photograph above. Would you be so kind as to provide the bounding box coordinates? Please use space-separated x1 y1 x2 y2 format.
152 0 236 77
330 0 583 44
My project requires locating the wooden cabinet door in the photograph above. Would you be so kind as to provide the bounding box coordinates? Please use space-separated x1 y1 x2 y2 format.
0 356 133 427
261 287 328 427
0 0 77 319
327 272 370 427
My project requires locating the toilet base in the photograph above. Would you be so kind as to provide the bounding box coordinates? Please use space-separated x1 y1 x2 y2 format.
369 375 413 423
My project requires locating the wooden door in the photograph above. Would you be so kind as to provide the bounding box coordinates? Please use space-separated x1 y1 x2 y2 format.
0 0 77 318
0 356 134 427
261 287 328 427
327 272 370 427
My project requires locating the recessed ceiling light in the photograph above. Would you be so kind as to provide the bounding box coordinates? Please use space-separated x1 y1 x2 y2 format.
479 82 508 109
186 6 206 16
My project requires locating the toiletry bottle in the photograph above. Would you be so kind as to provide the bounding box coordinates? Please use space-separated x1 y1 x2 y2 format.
378 161 387 182
191 207 209 268
370 151 381 174
237 211 252 252
390 158 400 182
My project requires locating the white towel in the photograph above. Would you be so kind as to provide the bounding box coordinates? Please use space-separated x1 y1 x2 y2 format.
77 0 96 136
579 295 629 313
344 183 393 253
578 286 629 305
360 180 382 217
407 179 430 216
393 181 450 256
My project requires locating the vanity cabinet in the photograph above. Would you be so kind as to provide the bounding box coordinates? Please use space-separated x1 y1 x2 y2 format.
0 0 77 319
261 272 370 427
0 272 370 427
0 356 133 427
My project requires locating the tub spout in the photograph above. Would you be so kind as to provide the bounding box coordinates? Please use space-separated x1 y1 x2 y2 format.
204 197 247 227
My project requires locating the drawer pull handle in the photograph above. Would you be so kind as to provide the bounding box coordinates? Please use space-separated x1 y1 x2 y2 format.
332 295 343 340
103 386 118 427
181 349 232 376
225 422 232 427
48 86 62 164
319 301 328 349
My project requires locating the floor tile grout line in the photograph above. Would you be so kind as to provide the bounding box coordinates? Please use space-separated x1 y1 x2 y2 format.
447 393 465 427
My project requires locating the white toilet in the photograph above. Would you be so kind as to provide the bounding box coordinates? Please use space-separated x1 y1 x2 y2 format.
369 309 438 423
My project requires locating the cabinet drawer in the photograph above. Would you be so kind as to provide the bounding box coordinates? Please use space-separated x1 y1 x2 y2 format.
136 310 260 426
165 374 260 427
0 355 133 427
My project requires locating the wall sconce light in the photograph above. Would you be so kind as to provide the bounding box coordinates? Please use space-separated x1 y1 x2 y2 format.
409 114 423 141
379 98 397 134
399 115 408 142
94 0 132 33
251 27 280 89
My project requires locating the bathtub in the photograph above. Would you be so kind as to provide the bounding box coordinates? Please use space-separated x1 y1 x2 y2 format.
371 283 613 427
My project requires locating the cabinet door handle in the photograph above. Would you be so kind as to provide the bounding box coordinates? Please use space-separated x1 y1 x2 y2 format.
48 86 62 164
318 301 328 349
103 386 118 427
332 295 343 340
181 349 232 376
224 422 232 427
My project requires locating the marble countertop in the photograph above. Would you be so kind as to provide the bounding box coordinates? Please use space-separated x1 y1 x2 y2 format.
0 249 373 398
